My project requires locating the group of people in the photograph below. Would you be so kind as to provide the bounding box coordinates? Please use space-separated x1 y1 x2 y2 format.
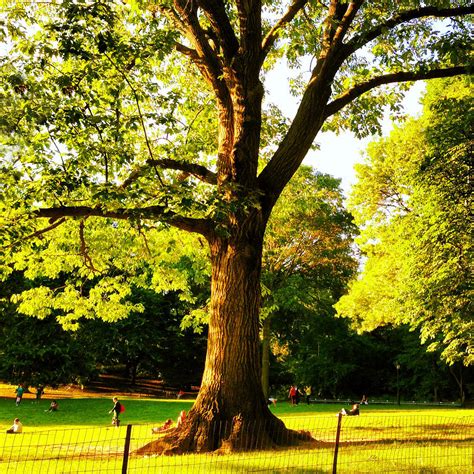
7 386 369 435
288 385 312 405
7 389 184 433
6 385 59 434
14 384 46 406
287 384 369 416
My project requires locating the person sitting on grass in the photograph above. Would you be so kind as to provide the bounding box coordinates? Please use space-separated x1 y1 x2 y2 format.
45 400 59 412
176 410 186 428
6 418 23 433
151 419 174 434
339 403 360 416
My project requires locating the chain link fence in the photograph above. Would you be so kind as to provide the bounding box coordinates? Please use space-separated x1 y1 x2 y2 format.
1 414 472 473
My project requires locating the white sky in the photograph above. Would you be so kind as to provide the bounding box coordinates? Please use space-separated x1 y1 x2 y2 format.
266 67 425 195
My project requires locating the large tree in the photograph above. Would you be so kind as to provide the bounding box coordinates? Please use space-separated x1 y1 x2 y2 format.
1 0 472 452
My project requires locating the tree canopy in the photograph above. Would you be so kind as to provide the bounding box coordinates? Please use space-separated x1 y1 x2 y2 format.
1 0 472 453
335 77 473 367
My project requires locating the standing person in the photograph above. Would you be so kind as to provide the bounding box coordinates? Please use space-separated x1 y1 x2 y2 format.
304 386 312 405
289 385 297 405
15 384 24 406
6 418 23 433
35 385 44 403
109 397 122 427
295 386 301 405
360 394 368 405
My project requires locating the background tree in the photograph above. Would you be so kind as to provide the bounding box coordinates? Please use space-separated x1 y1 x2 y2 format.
0 271 97 387
261 166 358 397
78 287 207 388
0 270 208 389
1 1 472 452
335 77 473 370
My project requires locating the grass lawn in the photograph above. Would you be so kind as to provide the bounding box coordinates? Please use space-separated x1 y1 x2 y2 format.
0 387 472 473
0 385 470 431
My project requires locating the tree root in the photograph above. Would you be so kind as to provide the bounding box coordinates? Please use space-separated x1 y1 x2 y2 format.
134 414 314 456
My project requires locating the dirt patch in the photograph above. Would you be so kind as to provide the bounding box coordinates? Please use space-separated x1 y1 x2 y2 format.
0 375 175 400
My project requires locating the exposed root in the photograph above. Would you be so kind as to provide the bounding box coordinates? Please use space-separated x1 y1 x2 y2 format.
134 414 315 456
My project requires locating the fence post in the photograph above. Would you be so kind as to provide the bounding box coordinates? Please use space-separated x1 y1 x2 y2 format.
332 413 342 474
122 424 132 474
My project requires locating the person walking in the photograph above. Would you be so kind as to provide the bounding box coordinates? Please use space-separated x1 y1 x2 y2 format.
15 384 24 406
35 385 44 403
109 397 122 427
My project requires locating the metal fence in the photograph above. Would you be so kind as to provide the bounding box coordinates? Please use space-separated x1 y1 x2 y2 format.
1 414 472 473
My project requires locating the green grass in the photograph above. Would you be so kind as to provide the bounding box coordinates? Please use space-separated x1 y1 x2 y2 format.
0 396 469 431
0 396 194 429
0 397 472 473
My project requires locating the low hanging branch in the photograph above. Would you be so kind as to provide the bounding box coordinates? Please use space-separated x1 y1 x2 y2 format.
34 205 212 236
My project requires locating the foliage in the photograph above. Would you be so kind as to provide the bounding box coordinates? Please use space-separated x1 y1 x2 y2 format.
77 287 207 387
0 272 97 387
0 270 207 388
0 2 471 317
261 166 359 395
336 77 473 366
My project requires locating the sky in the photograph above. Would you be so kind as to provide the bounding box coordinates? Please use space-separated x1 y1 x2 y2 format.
266 66 425 195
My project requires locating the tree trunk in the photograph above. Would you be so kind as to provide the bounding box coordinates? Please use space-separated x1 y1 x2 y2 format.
449 365 465 406
136 221 310 455
261 316 271 399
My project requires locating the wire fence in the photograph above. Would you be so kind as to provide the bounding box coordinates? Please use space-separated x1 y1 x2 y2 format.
0 414 472 473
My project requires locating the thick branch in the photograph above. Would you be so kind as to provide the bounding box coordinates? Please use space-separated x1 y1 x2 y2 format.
345 5 474 57
331 0 364 47
261 0 309 61
199 0 239 62
173 0 229 103
34 206 211 236
324 66 470 119
258 77 333 212
154 158 217 184
120 159 217 189
235 0 262 61
175 42 200 60
157 4 187 34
